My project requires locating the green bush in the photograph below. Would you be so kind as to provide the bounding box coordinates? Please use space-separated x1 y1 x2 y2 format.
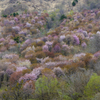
9 12 19 17
34 76 58 100
84 73 100 99
34 76 71 100
14 36 20 43
59 14 67 21
2 15 7 18
16 12 19 15
72 1 76 6
72 0 78 6
13 13 16 17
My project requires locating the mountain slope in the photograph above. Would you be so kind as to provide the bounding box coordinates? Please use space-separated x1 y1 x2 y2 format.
0 0 86 15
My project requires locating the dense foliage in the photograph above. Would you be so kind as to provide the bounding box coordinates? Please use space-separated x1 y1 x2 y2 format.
0 6 100 100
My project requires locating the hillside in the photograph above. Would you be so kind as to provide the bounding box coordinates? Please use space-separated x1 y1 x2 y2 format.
0 0 88 15
1 0 100 16
0 0 100 100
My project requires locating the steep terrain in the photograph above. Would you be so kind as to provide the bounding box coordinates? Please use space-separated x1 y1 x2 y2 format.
1 0 100 100
0 7 100 99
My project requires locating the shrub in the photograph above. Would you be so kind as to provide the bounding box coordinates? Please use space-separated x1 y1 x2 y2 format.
60 14 67 21
35 46 42 52
10 71 22 85
16 67 27 72
13 36 20 43
42 45 49 52
0 61 8 71
18 60 31 68
93 26 100 33
30 28 37 34
23 80 35 98
73 35 80 45
30 58 37 64
65 35 74 45
46 51 55 58
42 37 48 42
36 51 46 58
6 69 14 76
36 41 45 46
34 23 41 29
31 42 37 47
13 13 16 17
65 70 93 100
59 35 65 42
81 42 87 49
34 76 58 100
84 73 100 99
87 24 93 29
72 1 76 6
19 73 37 83
61 44 70 56
2 15 7 17
8 40 16 46
82 53 92 68
25 50 35 59
94 51 100 58
30 63 39 70
69 63 79 72
2 81 26 100
52 40 58 47
12 12 19 17
77 61 86 68
25 22 31 28
22 69 31 75
53 67 65 78
41 68 56 78
55 27 61 35
53 44 61 53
